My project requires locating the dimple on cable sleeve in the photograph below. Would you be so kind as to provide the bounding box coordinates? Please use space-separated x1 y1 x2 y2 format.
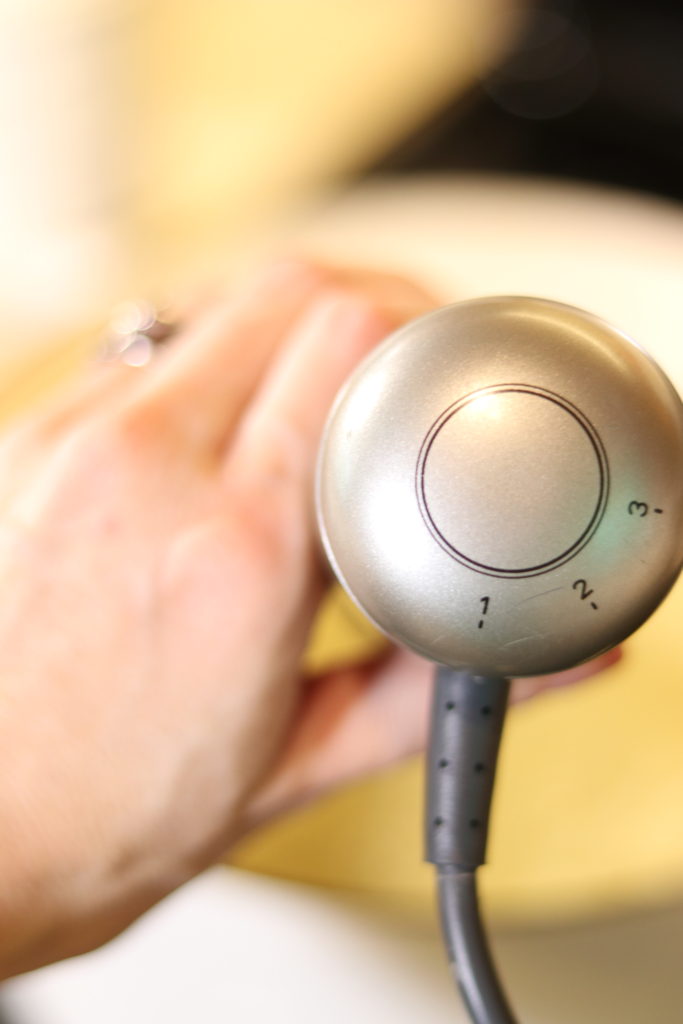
426 666 518 1024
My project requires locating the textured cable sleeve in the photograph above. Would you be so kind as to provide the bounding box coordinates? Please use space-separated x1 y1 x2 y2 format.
426 666 518 1023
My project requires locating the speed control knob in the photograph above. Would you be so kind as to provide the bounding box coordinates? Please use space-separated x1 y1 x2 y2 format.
316 297 683 676
416 382 608 578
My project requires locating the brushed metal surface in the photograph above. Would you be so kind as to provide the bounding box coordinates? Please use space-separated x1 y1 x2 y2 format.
316 297 683 676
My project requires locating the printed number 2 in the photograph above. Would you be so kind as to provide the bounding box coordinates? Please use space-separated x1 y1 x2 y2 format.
573 578 598 611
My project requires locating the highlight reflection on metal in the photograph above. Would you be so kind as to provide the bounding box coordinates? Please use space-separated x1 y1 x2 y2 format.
316 297 683 676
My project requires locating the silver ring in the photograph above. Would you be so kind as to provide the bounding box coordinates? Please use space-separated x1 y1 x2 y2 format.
99 300 178 367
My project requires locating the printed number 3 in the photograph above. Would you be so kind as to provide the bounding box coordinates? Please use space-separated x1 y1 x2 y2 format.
628 501 649 517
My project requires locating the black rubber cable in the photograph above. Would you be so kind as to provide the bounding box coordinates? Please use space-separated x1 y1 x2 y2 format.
426 666 518 1024
437 868 516 1024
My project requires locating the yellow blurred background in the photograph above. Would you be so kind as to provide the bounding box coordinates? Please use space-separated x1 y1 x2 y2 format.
0 0 515 397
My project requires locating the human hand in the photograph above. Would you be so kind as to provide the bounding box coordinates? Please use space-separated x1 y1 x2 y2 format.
0 260 620 978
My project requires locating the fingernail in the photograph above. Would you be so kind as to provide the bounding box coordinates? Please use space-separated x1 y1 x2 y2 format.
307 290 391 340
246 256 324 294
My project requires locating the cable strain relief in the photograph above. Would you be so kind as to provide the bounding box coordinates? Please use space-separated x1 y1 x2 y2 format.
425 667 510 868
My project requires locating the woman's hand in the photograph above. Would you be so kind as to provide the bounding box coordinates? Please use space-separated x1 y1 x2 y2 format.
0 260 619 978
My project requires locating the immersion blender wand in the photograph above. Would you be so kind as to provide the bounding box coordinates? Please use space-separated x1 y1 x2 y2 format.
316 297 683 1023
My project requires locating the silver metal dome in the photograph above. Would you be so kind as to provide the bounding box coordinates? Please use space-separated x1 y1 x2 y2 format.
316 297 683 676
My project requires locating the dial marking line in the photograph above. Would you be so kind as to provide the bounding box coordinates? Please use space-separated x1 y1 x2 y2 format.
516 586 565 606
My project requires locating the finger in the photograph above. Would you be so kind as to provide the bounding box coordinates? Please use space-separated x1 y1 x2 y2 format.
241 647 432 829
228 276 434 505
509 646 623 702
130 259 326 450
0 364 143 461
319 265 438 323
42 287 234 432
242 644 623 830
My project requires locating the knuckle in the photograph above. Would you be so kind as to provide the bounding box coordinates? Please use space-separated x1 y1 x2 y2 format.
57 405 156 480
55 419 123 483
111 400 165 452
235 490 288 566
229 471 307 574
72 399 172 471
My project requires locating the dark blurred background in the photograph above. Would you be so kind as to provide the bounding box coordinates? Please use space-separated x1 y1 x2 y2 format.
376 0 683 201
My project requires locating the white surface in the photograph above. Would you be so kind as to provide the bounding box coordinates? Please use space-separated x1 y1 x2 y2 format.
2 869 462 1024
291 175 683 396
4 866 683 1024
0 0 138 335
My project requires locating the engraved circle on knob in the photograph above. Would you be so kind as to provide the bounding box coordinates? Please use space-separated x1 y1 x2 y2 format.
416 384 609 578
